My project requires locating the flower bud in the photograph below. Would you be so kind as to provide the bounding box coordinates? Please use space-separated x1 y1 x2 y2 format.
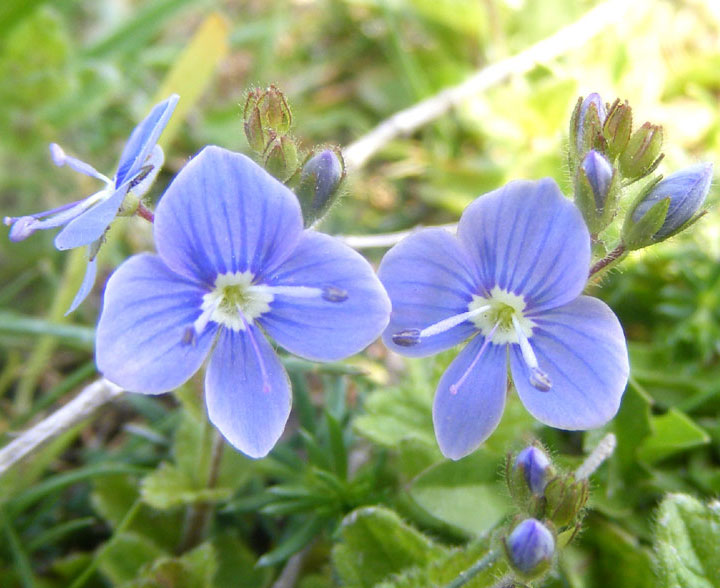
544 476 589 527
603 99 633 158
243 86 293 154
625 163 712 247
570 93 606 164
514 446 552 496
504 518 555 579
574 150 617 234
263 134 299 182
619 122 663 180
295 149 345 226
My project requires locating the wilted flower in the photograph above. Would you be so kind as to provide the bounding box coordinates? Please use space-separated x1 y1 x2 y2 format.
4 94 178 313
571 93 606 159
379 179 629 459
504 518 555 577
630 162 713 242
96 146 390 459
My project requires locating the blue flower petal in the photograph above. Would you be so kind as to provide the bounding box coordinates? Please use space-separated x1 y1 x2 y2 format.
378 228 480 357
457 179 590 312
433 336 507 460
205 327 291 459
54 187 126 250
115 94 179 187
260 231 390 361
509 296 628 430
154 146 304 284
96 253 215 393
65 253 97 315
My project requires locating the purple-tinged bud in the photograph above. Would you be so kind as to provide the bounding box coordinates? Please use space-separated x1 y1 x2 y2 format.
575 150 617 234
619 122 664 180
322 286 348 303
628 163 713 245
296 149 345 226
570 93 607 163
5 216 37 241
504 519 554 578
392 329 420 347
514 447 552 495
603 99 633 158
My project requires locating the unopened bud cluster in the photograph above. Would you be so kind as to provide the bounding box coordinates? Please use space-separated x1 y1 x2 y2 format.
243 87 345 226
568 93 712 250
502 444 590 580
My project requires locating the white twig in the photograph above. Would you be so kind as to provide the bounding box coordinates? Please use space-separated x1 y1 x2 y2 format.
338 222 456 249
343 0 633 171
0 378 123 475
575 433 617 480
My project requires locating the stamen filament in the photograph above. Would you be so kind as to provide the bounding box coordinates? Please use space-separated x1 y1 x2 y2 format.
420 304 491 338
511 315 551 392
450 322 499 395
249 284 348 303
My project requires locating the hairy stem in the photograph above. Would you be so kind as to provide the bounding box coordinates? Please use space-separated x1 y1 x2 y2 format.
136 202 155 223
589 244 626 278
443 549 501 588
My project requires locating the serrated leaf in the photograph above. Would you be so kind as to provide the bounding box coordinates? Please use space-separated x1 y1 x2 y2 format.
331 505 447 588
98 532 165 586
123 542 217 588
637 408 709 464
654 493 720 588
409 451 509 537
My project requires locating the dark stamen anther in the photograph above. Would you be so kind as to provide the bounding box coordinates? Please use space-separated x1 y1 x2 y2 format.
322 286 348 302
182 327 197 346
392 329 421 347
129 165 154 190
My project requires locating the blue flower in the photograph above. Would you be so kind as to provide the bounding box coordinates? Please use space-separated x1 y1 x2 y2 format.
95 146 390 459
379 179 629 459
4 95 179 313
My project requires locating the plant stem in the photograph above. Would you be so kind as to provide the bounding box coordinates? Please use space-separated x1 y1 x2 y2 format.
176 429 225 553
443 549 501 588
136 202 155 223
589 244 626 278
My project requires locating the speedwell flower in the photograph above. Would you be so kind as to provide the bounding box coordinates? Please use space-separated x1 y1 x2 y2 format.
4 94 178 313
379 179 629 459
96 146 390 458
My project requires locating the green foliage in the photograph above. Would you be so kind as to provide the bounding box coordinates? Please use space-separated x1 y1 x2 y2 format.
653 494 720 588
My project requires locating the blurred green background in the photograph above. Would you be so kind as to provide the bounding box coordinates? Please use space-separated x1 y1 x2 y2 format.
1 0 720 586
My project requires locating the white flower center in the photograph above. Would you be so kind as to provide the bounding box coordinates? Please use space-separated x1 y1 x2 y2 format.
468 286 535 345
196 271 274 333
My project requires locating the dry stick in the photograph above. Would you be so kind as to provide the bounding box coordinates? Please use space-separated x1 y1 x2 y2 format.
0 379 123 475
0 0 637 477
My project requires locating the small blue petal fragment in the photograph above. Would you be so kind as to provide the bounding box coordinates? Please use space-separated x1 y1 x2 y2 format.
510 296 629 430
96 253 215 393
379 227 479 357
54 187 125 250
261 231 390 361
205 327 291 459
115 94 179 187
65 253 98 315
432 337 507 460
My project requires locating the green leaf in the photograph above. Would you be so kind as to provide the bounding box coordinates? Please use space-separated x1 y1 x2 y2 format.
654 494 720 588
0 311 95 350
408 451 509 537
140 462 232 510
124 542 217 588
331 505 447 588
213 533 273 588
637 409 710 464
98 532 165 586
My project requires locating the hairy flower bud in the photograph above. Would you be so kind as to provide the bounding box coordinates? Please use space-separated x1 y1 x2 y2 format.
625 163 713 248
603 99 633 158
570 93 607 165
504 518 555 578
575 150 617 233
296 149 345 226
544 475 589 527
263 134 299 181
619 122 663 180
514 446 552 495
243 86 293 154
